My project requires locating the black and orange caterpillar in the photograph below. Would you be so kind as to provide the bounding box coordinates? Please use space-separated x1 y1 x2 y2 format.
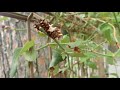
33 19 63 39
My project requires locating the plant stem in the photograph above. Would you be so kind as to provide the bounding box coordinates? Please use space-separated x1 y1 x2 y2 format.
113 12 120 34
91 17 119 45
53 39 69 55
27 13 34 78
36 44 49 51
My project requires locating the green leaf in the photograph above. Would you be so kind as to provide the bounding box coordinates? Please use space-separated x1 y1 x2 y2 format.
48 41 68 49
65 22 71 27
68 40 81 48
87 42 98 49
53 65 59 75
87 50 113 58
78 44 86 49
10 47 22 77
60 35 70 43
10 40 35 77
84 52 97 58
23 48 37 61
38 31 46 37
55 48 63 53
104 29 112 42
114 49 120 57
106 57 115 65
86 61 97 69
67 52 85 57
20 40 34 54
106 50 114 57
48 43 57 48
49 50 63 68
60 12 63 17
96 12 112 19
79 14 85 18
65 47 73 52
88 12 96 17
37 44 48 50
99 23 113 42
80 56 90 63
99 23 108 30
68 40 88 49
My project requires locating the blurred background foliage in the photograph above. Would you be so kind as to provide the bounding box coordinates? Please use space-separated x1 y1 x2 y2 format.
0 12 120 78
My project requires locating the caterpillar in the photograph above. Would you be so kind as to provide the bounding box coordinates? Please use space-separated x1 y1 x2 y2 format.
33 19 63 39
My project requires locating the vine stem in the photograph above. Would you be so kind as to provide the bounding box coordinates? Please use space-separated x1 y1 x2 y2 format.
113 12 120 34
53 39 71 78
53 39 69 55
27 13 34 78
90 17 120 49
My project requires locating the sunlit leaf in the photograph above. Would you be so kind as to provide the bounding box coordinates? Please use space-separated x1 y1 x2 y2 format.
20 40 34 54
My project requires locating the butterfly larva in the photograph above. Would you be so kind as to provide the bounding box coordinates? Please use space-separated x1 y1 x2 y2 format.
33 19 63 39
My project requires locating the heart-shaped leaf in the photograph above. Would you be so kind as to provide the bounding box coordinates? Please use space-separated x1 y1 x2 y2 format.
49 50 63 68
20 40 34 54
23 48 37 61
